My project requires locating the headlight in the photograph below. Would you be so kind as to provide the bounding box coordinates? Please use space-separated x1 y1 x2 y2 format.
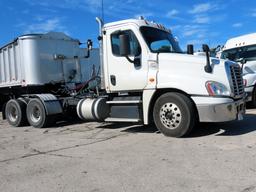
206 81 230 96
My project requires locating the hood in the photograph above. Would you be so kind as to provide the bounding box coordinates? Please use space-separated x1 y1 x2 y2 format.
156 53 232 95
242 60 256 86
243 60 256 75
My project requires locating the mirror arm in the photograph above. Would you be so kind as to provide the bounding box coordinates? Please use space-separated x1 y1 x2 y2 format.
84 39 93 59
202 44 212 73
84 49 91 58
204 51 212 73
237 58 247 73
125 56 134 63
241 63 245 73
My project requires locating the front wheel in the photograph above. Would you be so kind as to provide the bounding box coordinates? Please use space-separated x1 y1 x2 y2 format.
153 92 196 137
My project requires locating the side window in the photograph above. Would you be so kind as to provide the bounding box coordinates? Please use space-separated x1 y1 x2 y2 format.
111 30 141 56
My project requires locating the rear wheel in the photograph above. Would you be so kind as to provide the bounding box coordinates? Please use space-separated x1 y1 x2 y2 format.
26 99 52 128
5 99 27 127
153 92 196 137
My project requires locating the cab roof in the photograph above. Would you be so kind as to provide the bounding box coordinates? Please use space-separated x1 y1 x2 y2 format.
104 18 171 33
223 33 256 50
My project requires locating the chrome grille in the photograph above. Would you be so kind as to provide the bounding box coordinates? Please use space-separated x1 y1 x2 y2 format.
230 64 244 98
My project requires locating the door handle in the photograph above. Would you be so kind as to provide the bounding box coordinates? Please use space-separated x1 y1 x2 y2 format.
110 75 116 86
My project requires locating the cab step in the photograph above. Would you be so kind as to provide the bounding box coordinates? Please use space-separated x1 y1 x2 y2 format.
105 117 141 123
106 100 142 104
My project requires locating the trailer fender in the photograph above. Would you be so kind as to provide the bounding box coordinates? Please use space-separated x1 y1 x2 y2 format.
143 89 156 124
33 94 63 115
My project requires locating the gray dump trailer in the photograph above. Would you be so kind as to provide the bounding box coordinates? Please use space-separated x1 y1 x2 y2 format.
0 32 100 127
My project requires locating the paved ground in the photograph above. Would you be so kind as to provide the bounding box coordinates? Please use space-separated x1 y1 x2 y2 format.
1 110 256 192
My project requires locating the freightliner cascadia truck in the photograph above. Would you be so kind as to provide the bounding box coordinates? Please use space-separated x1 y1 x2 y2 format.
219 33 256 107
0 17 245 137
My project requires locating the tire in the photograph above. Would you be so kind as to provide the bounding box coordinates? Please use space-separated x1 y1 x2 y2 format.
2 102 7 120
249 86 256 108
5 99 28 127
0 96 4 111
153 92 196 137
26 99 52 128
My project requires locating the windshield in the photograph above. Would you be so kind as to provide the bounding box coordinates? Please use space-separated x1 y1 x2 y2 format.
140 26 182 53
221 45 256 61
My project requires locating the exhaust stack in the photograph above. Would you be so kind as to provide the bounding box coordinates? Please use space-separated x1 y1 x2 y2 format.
96 17 105 89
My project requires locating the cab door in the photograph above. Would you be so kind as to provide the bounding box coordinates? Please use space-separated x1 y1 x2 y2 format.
105 26 148 92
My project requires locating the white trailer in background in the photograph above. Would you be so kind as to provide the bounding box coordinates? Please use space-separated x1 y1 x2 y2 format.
0 17 245 137
220 33 256 106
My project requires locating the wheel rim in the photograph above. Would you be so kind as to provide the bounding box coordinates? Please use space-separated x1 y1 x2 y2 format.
8 105 18 122
30 105 41 123
159 102 182 129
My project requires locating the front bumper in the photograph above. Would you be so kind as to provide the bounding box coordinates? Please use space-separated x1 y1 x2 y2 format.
192 96 245 122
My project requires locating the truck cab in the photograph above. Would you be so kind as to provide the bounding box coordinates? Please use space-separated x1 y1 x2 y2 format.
220 33 256 107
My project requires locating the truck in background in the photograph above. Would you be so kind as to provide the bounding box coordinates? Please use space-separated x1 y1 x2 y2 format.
219 33 256 107
0 17 245 137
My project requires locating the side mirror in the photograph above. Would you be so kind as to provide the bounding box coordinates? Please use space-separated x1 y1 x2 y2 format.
119 34 131 56
202 44 212 73
84 39 93 58
236 58 247 64
202 44 210 52
226 53 235 60
87 39 93 50
187 44 194 55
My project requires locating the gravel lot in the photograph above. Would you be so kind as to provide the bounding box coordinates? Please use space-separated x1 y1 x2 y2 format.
1 110 256 192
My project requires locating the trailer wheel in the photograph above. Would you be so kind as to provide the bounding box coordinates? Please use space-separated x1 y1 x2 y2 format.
5 99 28 127
26 99 52 128
153 92 196 137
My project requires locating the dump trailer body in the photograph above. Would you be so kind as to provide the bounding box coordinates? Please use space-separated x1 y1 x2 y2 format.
0 32 86 88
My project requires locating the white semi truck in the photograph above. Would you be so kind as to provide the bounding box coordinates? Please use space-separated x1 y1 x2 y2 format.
0 17 245 137
220 33 256 107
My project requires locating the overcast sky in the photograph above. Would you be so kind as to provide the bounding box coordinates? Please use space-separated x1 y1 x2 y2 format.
0 0 256 50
